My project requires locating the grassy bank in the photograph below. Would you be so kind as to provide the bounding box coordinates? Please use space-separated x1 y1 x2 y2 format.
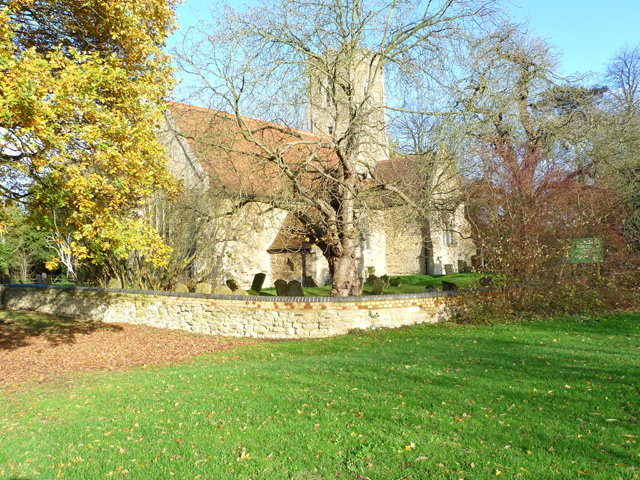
1 313 639 479
258 273 482 296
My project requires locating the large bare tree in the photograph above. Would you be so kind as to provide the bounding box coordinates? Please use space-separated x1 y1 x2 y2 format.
174 0 502 296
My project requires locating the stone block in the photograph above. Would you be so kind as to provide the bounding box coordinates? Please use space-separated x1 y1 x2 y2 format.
251 273 266 293
195 283 212 294
371 278 386 295
213 285 233 295
286 280 304 297
274 279 288 296
174 283 189 293
304 276 319 287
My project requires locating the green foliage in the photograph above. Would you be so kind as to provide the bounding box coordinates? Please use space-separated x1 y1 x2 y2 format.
1 313 639 478
1 0 179 269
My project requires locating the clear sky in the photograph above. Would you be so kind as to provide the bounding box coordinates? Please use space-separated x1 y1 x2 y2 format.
168 0 640 80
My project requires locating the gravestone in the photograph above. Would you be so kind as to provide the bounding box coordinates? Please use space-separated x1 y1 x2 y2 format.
251 273 266 293
479 276 494 288
274 279 288 296
195 283 212 294
371 278 386 295
366 274 377 286
444 264 454 275
441 281 458 291
226 279 240 291
389 277 402 287
233 289 249 296
35 274 43 285
213 285 232 294
107 278 122 289
457 260 467 273
174 283 189 293
286 279 304 297
305 276 319 288
380 274 390 286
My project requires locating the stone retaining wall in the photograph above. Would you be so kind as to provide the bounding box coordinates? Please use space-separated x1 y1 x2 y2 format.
0 284 456 339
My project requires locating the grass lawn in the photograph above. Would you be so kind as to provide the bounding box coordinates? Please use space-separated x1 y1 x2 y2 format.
258 273 482 296
1 313 639 479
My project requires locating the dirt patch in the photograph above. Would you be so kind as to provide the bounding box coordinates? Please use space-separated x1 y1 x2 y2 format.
0 310 257 389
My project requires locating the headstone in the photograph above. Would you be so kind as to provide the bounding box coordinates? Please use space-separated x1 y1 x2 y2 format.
389 277 402 287
195 283 212 294
380 274 390 286
441 280 458 291
233 289 249 296
457 260 467 273
479 276 494 288
213 285 232 294
286 279 304 297
463 265 473 273
35 274 43 285
366 274 377 286
274 279 288 296
305 276 319 288
444 264 454 275
250 273 266 293
174 283 189 293
371 278 386 295
226 279 240 291
107 278 122 289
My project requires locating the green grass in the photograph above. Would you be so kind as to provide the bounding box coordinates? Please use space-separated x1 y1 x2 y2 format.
259 273 482 296
1 313 639 479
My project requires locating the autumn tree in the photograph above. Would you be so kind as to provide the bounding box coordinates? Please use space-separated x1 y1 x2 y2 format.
174 0 502 296
446 28 636 314
0 0 179 272
594 44 640 245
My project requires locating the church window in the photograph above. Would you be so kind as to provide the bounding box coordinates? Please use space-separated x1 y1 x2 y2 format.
443 231 454 246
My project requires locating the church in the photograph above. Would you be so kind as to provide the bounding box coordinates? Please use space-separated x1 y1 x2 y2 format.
158 53 476 289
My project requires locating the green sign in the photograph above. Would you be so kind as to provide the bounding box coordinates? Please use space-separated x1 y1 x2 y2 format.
570 238 603 264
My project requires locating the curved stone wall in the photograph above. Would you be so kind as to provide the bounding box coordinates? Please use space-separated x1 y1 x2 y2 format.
0 285 456 339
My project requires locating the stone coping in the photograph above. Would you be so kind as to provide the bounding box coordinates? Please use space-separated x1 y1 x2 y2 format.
3 283 459 303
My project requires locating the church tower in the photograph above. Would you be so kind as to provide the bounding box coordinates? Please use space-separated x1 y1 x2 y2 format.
307 49 389 172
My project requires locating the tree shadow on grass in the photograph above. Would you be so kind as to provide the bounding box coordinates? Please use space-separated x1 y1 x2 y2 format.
0 310 122 350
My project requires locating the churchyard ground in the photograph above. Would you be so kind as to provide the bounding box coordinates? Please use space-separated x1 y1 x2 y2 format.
0 311 638 479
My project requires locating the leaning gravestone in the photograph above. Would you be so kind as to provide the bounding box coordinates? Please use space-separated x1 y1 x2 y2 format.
287 280 304 297
305 276 319 288
174 283 189 293
226 279 240 291
441 280 458 291
195 283 212 294
274 279 288 296
107 278 122 289
251 273 266 293
213 285 233 294
371 278 386 295
444 264 454 275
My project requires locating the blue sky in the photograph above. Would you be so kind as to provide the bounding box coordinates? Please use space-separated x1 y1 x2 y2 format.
169 0 640 79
